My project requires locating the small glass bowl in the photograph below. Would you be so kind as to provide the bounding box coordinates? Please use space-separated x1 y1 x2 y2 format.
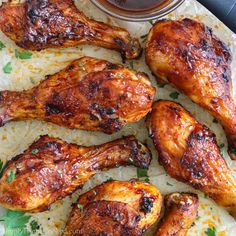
90 0 185 22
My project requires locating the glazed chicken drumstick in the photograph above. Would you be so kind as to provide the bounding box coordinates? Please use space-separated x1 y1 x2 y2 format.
63 180 162 236
0 135 152 212
147 100 236 216
0 0 141 59
0 57 155 133
145 18 236 159
155 193 198 236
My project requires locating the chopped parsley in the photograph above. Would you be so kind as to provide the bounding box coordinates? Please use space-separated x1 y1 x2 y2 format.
129 61 134 69
219 144 225 156
219 144 225 149
0 210 31 236
106 177 113 182
169 91 180 100
31 149 39 155
137 168 148 178
57 170 62 175
7 170 15 183
140 33 148 43
30 220 40 233
166 182 173 186
205 227 216 236
149 20 155 25
0 41 6 50
3 62 12 74
158 83 166 88
0 160 3 173
15 49 32 59
77 204 84 211
1 211 41 235
144 177 150 183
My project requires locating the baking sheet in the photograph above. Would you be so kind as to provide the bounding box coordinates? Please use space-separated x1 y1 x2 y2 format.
0 0 235 235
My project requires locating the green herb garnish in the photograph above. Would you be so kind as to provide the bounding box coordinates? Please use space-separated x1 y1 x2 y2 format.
130 61 134 69
219 144 225 156
148 20 154 25
106 177 113 182
77 204 84 211
145 177 150 183
137 168 148 178
166 182 173 186
205 227 216 236
140 34 148 43
3 62 12 74
15 49 32 59
0 210 31 236
0 160 3 173
30 220 40 233
169 91 180 100
0 41 6 50
31 149 39 155
158 83 166 88
219 144 225 149
7 171 15 183
57 170 62 175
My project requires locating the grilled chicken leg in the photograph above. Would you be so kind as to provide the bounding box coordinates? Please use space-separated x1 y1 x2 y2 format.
63 180 162 236
0 135 151 212
145 18 236 159
0 0 141 59
0 57 155 133
155 193 198 236
146 100 236 216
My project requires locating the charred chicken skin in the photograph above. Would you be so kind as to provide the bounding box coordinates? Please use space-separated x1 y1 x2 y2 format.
0 0 141 59
63 180 162 236
146 100 236 215
0 135 152 212
145 18 236 159
0 57 155 134
155 193 198 236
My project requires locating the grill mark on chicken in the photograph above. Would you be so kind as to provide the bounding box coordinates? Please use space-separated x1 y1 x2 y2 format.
155 193 198 236
145 18 236 159
0 135 152 212
146 100 236 216
0 57 155 134
63 180 162 236
0 0 141 59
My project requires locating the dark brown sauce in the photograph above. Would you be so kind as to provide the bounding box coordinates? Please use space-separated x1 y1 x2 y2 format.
106 0 167 11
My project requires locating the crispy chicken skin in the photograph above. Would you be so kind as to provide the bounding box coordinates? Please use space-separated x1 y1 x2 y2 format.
0 57 155 134
146 100 236 215
0 135 152 212
63 180 162 236
155 193 198 236
0 0 141 59
145 18 236 159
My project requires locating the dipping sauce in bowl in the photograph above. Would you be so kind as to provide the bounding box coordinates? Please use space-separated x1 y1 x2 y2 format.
106 0 168 11
90 0 184 21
